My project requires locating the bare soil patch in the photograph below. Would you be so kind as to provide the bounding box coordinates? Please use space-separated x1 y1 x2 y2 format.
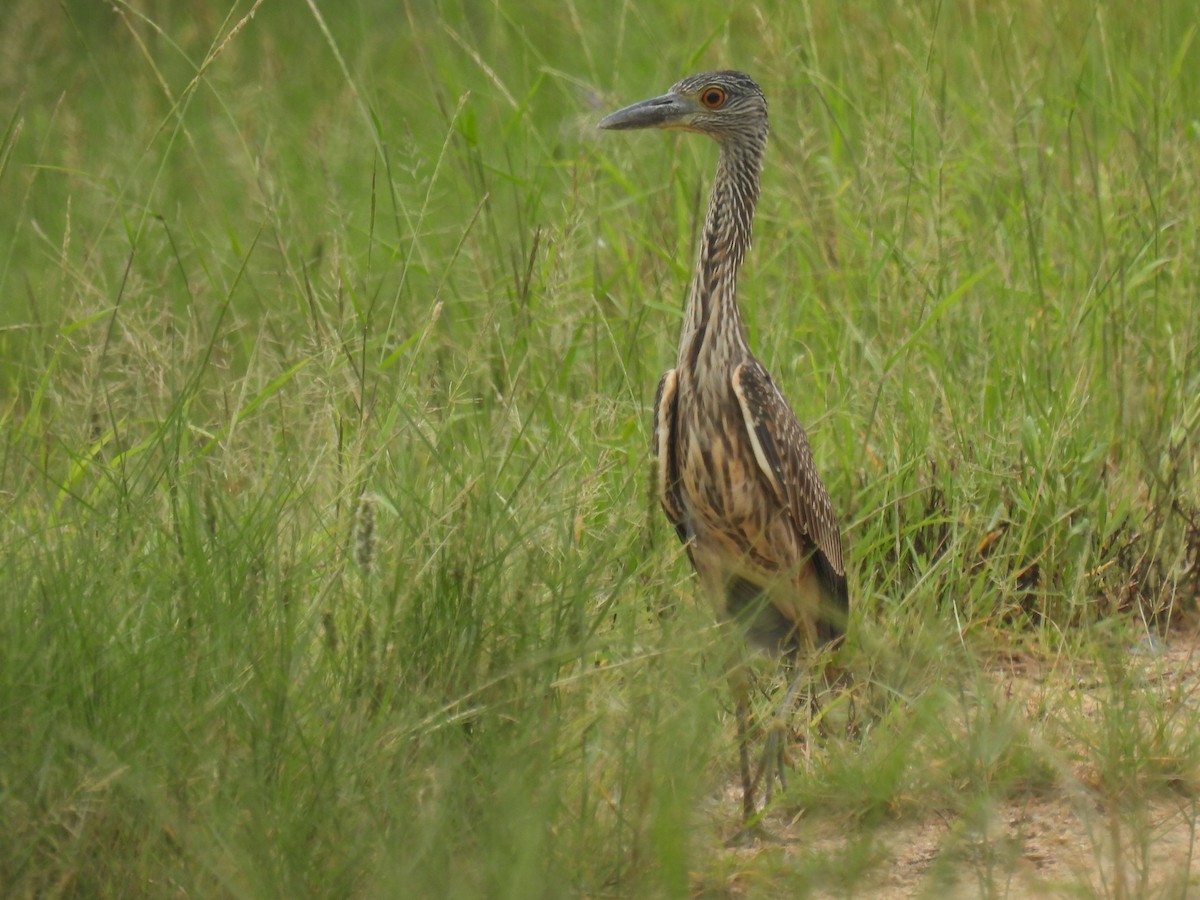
713 633 1200 897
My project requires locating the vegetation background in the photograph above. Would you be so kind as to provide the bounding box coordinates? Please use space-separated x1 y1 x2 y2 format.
2 0 1199 895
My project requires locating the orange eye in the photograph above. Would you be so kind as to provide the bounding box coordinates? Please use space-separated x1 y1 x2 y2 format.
700 87 726 108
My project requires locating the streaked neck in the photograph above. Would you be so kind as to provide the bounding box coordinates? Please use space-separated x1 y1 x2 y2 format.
677 138 765 374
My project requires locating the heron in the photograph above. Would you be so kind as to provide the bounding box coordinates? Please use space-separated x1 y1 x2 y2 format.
599 71 849 826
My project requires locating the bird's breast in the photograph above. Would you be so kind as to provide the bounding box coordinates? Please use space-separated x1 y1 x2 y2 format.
674 386 792 571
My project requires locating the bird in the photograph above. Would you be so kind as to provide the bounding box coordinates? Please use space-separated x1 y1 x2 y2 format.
599 71 849 827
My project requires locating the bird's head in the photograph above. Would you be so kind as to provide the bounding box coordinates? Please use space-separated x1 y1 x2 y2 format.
598 70 768 143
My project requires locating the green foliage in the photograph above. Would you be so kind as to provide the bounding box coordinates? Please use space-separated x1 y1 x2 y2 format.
2 0 1199 895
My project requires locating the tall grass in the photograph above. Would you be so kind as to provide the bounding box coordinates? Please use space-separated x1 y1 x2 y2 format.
2 0 1198 895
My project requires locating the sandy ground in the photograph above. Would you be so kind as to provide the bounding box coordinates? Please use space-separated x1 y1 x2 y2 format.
713 635 1200 897
840 793 1198 898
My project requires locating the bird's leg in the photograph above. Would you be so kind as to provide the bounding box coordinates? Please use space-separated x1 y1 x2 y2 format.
845 681 860 741
726 664 779 846
754 656 811 805
736 687 756 823
723 660 758 824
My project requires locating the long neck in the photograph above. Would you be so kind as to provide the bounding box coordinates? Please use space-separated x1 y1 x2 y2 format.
677 136 765 373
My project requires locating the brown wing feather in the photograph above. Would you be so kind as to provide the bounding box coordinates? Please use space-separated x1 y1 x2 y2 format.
652 369 688 545
731 360 848 634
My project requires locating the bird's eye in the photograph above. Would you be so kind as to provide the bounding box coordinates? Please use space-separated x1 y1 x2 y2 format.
700 87 726 109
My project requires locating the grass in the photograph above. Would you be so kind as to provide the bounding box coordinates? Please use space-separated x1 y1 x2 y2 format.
2 0 1199 896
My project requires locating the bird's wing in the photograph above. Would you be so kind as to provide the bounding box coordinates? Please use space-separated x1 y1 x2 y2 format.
731 359 848 596
652 368 688 545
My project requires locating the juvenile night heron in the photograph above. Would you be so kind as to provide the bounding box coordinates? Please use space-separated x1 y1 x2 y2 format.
600 71 849 825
